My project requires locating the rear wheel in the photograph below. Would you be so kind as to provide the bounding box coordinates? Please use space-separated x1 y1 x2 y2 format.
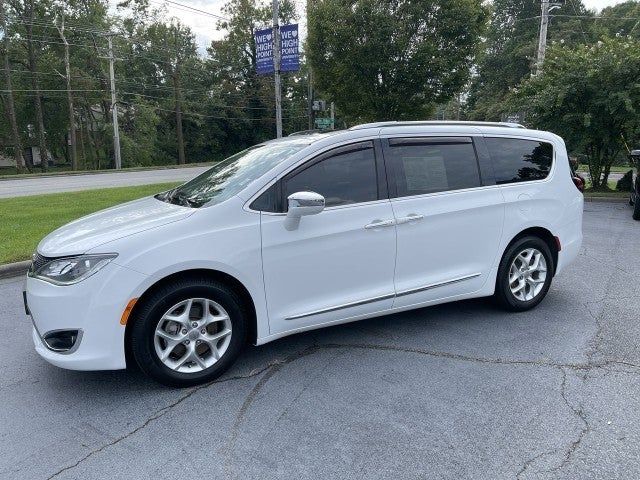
130 277 248 387
494 236 554 311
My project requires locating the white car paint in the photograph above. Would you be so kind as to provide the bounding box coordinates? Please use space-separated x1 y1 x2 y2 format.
24 122 583 371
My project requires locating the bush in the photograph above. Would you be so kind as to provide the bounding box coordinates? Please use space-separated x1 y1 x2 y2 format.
617 170 634 191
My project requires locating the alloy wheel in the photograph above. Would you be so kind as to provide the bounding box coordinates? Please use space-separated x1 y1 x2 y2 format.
154 298 232 373
508 248 547 302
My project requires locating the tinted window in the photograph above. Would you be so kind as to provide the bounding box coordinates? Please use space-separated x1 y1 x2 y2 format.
283 143 378 208
388 140 481 197
485 138 553 184
250 183 278 212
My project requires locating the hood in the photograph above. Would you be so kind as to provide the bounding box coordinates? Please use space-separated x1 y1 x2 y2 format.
38 196 195 257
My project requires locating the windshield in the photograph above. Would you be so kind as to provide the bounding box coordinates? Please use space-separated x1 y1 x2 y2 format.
158 141 308 208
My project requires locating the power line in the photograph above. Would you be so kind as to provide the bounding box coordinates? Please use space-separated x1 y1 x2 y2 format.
148 0 229 21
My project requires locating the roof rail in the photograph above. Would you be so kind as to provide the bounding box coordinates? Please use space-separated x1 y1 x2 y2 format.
349 121 525 131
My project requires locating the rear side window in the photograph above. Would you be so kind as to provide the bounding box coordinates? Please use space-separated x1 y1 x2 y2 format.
485 138 554 184
283 142 378 208
386 139 481 197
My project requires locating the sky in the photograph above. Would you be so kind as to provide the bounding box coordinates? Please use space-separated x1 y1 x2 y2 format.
119 0 629 53
122 0 307 53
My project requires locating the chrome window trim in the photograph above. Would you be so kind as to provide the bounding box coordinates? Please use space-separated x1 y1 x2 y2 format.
256 198 392 217
285 273 481 321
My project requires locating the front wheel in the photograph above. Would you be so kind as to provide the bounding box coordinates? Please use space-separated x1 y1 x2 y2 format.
494 236 554 312
130 277 248 387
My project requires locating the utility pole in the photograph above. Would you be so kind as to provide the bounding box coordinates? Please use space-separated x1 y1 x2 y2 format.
330 102 335 130
308 67 314 130
535 0 561 75
106 35 122 169
55 14 77 170
272 0 282 138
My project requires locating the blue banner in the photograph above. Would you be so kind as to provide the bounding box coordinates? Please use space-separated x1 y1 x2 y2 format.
280 24 300 72
254 27 274 75
254 24 300 75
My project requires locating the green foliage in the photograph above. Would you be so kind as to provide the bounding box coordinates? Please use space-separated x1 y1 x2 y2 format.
512 38 640 189
596 1 640 39
307 0 487 123
467 0 594 121
0 0 307 173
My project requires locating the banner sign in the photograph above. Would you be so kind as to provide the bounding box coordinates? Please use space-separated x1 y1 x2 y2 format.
255 27 274 75
280 24 299 72
254 24 300 75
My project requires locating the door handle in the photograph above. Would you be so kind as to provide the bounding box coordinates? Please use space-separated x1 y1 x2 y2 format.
364 219 395 229
396 213 424 225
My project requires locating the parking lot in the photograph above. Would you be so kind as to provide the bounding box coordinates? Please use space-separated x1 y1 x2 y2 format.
0 201 638 480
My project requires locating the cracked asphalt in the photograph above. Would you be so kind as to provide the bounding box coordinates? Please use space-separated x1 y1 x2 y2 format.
0 201 639 480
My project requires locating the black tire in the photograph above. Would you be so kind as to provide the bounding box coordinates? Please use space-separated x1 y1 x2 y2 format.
494 236 554 312
633 200 640 221
130 276 249 387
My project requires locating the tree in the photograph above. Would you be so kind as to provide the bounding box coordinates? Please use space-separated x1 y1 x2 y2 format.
54 13 78 170
512 38 640 189
9 0 53 170
307 0 487 123
596 1 640 40
467 0 594 121
0 0 26 172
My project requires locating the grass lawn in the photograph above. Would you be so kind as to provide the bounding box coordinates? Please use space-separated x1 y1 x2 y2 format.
584 189 629 198
577 165 633 174
0 183 179 264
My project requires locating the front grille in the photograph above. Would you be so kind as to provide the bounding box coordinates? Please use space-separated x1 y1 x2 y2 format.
30 252 52 273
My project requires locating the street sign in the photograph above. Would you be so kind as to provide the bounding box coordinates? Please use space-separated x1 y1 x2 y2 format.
254 24 299 75
312 100 326 111
315 117 333 129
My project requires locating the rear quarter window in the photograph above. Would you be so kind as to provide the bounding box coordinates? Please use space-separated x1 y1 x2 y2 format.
485 138 554 184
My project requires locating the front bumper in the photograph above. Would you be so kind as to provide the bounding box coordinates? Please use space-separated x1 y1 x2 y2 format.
25 261 147 371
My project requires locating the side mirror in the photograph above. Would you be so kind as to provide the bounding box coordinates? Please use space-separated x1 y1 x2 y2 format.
287 191 325 218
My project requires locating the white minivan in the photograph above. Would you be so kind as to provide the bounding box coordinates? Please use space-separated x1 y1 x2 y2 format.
24 121 583 386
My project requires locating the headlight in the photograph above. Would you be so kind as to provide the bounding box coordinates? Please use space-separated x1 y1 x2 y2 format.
29 254 118 286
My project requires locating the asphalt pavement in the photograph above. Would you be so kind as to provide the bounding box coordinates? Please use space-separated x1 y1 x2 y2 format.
0 202 639 479
0 166 210 198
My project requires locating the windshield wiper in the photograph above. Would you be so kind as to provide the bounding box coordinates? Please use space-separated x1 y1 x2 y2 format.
166 189 199 207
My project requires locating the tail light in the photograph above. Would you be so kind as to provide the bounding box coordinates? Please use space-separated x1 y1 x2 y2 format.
572 175 585 192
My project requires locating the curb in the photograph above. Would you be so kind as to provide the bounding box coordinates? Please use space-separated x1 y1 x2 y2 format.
0 260 30 280
583 196 628 203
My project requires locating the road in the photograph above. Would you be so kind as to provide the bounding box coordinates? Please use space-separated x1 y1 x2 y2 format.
0 166 210 198
1 202 639 479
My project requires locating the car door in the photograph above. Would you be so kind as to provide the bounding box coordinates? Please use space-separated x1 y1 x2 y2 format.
258 140 397 335
382 135 505 308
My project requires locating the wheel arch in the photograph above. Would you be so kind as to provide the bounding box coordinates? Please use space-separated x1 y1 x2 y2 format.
124 268 258 368
502 226 559 275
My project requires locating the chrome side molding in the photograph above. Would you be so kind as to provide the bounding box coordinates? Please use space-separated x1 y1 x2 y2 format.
396 273 481 297
285 273 481 320
285 292 396 320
